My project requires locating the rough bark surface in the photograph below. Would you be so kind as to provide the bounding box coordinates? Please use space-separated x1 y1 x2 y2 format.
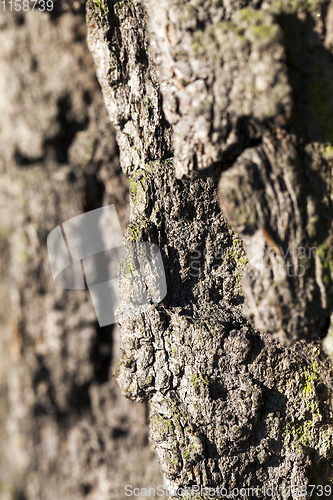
0 4 161 499
86 0 333 496
88 0 333 346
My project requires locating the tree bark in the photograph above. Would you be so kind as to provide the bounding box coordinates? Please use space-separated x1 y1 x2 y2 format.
87 0 333 495
0 4 161 499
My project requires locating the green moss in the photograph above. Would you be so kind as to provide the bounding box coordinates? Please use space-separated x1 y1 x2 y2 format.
229 238 248 266
285 420 313 448
302 361 318 396
236 7 280 46
192 373 209 388
317 242 333 284
221 237 248 297
19 250 31 265
127 160 173 238
282 358 333 456
192 19 247 58
113 360 123 378
143 94 152 109
238 7 265 21
216 20 246 40
323 144 333 160
114 0 133 9
143 158 172 175
125 217 153 242
193 41 200 53
168 455 179 465
269 0 320 15
168 399 191 432
285 410 332 455
124 260 137 276
129 177 146 196
151 415 174 437
92 0 106 11
252 24 278 40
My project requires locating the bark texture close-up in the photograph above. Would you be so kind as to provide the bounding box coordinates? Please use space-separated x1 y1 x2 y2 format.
1 0 333 498
86 0 333 496
0 3 161 499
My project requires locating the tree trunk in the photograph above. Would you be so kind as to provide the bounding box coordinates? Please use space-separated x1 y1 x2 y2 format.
0 4 160 499
86 0 333 496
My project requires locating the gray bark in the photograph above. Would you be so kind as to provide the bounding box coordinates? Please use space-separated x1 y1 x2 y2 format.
1 0 333 498
86 0 333 496
0 4 161 499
